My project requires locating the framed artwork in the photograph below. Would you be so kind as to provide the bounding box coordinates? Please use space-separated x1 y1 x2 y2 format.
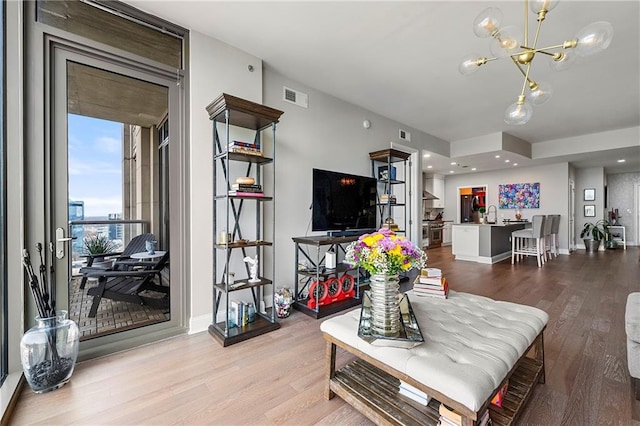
498 182 540 209
584 205 596 217
584 188 595 201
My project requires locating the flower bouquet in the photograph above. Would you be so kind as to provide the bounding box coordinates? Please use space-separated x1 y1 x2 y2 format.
346 229 426 337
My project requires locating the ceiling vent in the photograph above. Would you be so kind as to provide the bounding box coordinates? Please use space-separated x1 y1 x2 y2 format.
283 86 308 108
399 129 411 142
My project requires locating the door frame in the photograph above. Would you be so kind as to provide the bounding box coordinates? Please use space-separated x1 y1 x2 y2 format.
26 8 189 359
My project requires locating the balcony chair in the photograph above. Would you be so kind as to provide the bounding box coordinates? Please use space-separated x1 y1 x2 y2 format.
79 233 157 289
511 215 546 267
84 250 169 318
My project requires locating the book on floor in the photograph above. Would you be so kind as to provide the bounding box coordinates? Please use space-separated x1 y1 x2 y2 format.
439 404 462 425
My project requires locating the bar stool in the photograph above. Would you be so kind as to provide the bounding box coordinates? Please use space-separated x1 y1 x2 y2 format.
542 214 554 261
548 215 561 258
512 215 546 267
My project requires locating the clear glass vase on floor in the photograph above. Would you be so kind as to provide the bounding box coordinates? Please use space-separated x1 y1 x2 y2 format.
368 273 401 336
20 310 80 393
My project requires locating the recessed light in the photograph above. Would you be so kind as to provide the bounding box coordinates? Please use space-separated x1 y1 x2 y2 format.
449 170 455 173
424 153 431 158
617 159 626 163
505 159 510 163
450 162 457 165
495 155 501 158
427 165 433 169
513 163 518 166
471 167 477 171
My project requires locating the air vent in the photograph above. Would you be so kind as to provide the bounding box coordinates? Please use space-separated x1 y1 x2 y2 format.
283 86 308 108
399 129 411 142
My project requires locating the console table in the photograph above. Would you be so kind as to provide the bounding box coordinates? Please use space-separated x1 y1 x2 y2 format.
292 235 366 319
321 291 548 425
609 225 626 250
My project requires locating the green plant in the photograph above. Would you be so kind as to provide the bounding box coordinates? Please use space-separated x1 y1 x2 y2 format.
580 219 610 241
83 234 117 255
478 207 486 215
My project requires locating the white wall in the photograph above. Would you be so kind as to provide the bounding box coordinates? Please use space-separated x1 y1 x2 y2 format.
187 31 263 332
574 167 605 249
606 172 639 246
262 67 445 292
443 163 571 252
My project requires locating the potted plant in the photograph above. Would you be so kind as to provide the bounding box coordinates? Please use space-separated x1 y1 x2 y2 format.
478 207 487 223
83 234 117 264
580 220 610 252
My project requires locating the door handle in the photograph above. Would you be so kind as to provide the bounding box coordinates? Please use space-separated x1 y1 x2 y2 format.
55 227 72 259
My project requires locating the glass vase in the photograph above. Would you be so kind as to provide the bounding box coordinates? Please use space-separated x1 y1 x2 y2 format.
368 273 400 336
20 310 80 393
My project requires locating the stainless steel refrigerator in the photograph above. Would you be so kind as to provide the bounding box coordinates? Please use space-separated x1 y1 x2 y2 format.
460 195 474 223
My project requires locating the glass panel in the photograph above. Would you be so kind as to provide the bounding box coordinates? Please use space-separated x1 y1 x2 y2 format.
66 62 170 341
158 117 169 249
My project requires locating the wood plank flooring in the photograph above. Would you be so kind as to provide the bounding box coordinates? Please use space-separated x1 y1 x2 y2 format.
9 246 640 425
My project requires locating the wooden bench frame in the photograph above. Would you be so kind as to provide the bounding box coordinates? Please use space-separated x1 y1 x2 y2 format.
323 327 545 426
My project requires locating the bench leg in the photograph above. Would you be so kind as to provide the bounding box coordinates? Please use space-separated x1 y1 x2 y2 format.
635 377 640 401
325 341 337 400
535 332 545 384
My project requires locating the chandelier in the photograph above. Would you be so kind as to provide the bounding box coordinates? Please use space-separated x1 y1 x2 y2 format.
459 0 613 125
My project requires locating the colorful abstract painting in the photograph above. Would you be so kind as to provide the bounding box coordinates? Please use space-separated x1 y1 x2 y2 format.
498 182 540 209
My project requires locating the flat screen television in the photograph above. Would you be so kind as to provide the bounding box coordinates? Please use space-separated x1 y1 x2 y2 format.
312 168 377 233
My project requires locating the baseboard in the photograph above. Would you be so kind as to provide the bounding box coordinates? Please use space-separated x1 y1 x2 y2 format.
189 313 212 335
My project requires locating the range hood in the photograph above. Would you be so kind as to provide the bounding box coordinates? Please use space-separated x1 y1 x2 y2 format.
422 190 439 200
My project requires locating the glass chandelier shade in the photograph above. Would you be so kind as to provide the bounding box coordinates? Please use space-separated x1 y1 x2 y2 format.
460 0 613 125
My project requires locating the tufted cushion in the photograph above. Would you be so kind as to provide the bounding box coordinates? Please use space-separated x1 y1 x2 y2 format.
321 290 548 412
626 293 640 343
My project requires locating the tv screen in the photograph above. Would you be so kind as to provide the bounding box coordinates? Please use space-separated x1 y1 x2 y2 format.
312 168 377 232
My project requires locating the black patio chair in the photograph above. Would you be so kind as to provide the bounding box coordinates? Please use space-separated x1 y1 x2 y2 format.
84 250 169 318
78 233 156 289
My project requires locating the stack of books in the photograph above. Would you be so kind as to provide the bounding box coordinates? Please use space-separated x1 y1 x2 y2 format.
398 380 430 406
228 183 264 197
438 404 491 426
413 268 448 299
228 140 263 156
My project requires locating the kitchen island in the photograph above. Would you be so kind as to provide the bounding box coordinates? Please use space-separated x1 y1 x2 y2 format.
451 223 527 264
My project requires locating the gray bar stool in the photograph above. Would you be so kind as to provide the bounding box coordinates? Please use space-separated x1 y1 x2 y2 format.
548 215 561 258
511 215 546 267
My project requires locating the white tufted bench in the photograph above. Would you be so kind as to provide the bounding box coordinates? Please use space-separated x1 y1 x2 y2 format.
321 290 548 425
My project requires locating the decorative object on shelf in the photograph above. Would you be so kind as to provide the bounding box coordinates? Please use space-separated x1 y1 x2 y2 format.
20 244 79 393
515 209 522 220
145 240 157 255
584 188 596 201
498 182 540 209
243 255 260 282
274 287 293 318
346 228 426 337
235 176 255 185
459 0 613 125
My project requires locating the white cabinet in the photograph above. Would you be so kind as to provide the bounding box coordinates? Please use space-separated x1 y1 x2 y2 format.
442 222 452 245
424 174 445 208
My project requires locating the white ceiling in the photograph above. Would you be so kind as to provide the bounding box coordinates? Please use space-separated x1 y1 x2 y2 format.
123 0 640 175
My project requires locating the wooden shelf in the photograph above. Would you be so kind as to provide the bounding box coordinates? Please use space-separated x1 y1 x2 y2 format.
214 151 274 164
328 346 544 426
214 277 273 293
208 313 281 347
206 93 284 130
297 263 355 278
292 297 363 319
369 148 411 163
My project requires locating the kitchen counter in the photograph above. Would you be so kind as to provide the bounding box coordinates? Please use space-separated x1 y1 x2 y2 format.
451 223 527 264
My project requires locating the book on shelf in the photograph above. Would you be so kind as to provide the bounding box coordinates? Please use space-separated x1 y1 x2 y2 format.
413 276 448 298
228 191 265 197
438 404 462 425
231 183 262 192
398 380 430 406
417 275 445 286
439 416 461 426
229 140 260 149
478 408 491 426
228 147 263 156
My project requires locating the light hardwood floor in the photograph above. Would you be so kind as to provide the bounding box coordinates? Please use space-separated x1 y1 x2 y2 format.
9 246 640 425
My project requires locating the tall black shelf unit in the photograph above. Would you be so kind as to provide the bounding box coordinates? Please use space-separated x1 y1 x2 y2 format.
206 93 284 347
369 149 411 234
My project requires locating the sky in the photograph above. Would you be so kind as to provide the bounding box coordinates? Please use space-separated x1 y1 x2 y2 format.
68 114 123 218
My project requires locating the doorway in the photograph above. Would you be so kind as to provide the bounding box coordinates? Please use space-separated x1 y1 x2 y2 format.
458 185 488 223
27 2 187 357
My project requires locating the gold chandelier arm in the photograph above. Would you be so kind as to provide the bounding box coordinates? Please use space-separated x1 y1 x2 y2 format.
531 13 544 49
524 0 529 47
511 57 537 88
520 62 533 98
